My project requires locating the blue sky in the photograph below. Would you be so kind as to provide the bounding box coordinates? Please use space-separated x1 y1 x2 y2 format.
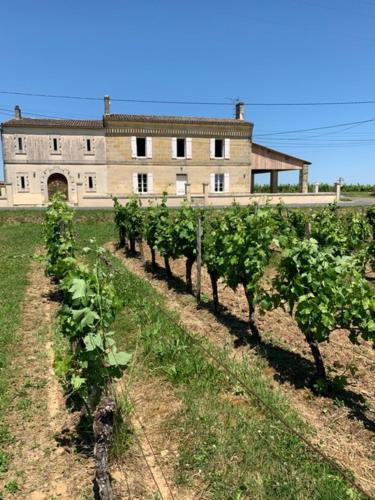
1 0 375 185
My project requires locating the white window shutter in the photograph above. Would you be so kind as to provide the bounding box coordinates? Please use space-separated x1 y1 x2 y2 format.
186 138 192 159
148 173 153 193
131 136 137 158
224 173 230 193
133 173 138 193
210 138 215 159
210 173 215 193
172 138 177 159
224 138 230 159
146 137 152 158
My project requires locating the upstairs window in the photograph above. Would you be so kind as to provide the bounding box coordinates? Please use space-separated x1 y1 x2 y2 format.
14 136 26 154
136 138 146 157
172 137 192 159
177 138 185 158
210 138 230 159
83 137 95 155
86 139 91 152
50 136 61 154
131 137 152 158
215 139 223 158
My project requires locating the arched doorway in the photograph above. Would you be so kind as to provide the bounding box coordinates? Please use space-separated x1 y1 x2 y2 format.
47 173 68 200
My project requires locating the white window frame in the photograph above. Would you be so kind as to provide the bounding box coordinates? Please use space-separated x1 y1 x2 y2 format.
210 172 230 193
131 136 152 159
214 173 225 192
133 173 153 194
210 138 230 159
172 137 192 159
50 136 62 155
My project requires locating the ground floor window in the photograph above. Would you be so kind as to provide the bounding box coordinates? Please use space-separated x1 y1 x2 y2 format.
133 173 153 194
85 173 96 192
16 174 29 192
214 173 225 192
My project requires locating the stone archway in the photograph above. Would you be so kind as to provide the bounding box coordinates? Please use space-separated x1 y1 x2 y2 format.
47 173 68 200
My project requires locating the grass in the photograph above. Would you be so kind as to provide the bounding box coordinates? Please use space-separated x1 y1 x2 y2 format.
99 246 363 499
0 222 43 476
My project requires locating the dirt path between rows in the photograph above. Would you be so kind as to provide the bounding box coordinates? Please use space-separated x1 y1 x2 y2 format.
109 242 375 498
0 257 94 499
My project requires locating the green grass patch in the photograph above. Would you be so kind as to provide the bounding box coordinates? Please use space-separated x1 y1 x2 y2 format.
0 222 43 477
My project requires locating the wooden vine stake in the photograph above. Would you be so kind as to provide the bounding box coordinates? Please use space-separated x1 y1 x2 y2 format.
94 397 116 500
196 215 202 304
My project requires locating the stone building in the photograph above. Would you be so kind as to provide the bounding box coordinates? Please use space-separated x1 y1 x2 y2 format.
0 98 337 207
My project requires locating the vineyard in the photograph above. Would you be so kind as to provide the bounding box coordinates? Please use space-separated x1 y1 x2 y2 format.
0 198 374 499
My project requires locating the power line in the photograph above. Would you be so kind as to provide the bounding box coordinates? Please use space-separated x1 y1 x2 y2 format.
254 117 375 137
2 90 375 107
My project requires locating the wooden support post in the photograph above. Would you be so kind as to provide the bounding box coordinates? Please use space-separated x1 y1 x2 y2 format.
196 216 202 304
94 397 116 500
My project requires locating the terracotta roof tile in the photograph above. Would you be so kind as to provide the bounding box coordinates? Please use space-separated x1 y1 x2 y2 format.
2 118 103 129
106 114 252 126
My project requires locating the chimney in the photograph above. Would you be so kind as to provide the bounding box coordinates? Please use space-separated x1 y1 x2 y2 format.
15 105 22 120
104 95 110 115
235 101 245 120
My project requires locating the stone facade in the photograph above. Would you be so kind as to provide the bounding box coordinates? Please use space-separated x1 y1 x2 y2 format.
0 100 322 207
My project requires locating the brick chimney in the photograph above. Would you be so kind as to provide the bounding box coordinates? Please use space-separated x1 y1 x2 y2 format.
15 105 22 120
235 101 245 120
104 95 110 115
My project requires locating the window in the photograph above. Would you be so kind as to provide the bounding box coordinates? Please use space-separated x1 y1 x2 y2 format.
133 173 153 194
172 137 192 159
215 139 223 158
15 136 26 154
50 137 61 154
136 138 146 157
214 173 224 192
210 172 229 193
131 136 152 158
177 138 185 158
16 174 29 192
138 173 148 193
86 139 91 152
85 174 96 192
210 138 230 159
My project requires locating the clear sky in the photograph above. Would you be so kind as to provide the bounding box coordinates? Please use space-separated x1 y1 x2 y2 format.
1 0 374 185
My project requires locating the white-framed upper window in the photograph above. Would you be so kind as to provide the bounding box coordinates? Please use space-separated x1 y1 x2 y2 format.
210 138 230 159
172 137 192 159
210 172 229 193
85 173 97 192
16 173 29 192
131 136 152 159
133 173 153 194
14 136 26 154
84 137 95 155
50 136 62 155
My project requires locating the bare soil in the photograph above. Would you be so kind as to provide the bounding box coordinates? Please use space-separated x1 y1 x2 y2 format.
0 258 94 499
111 375 195 499
110 242 375 498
